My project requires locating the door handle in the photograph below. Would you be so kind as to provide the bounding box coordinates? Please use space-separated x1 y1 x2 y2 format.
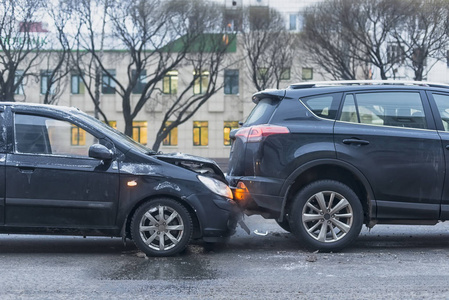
343 138 370 145
446 145 449 150
18 167 35 174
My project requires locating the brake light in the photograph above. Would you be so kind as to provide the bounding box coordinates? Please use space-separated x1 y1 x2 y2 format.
235 125 290 142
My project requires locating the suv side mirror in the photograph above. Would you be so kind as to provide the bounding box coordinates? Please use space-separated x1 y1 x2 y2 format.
89 144 113 161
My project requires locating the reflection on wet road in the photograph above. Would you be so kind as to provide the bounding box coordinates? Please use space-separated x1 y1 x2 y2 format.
1 216 449 298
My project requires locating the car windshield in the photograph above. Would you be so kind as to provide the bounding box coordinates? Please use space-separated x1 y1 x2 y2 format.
76 112 156 155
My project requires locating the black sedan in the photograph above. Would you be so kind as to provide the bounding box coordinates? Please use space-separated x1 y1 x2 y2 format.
0 103 241 256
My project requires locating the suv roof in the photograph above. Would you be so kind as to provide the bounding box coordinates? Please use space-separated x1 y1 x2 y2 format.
252 80 449 103
288 80 449 90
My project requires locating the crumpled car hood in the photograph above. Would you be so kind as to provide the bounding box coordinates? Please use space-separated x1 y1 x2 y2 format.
154 152 226 182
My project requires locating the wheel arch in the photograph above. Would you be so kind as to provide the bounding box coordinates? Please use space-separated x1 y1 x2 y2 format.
279 159 375 224
122 193 201 240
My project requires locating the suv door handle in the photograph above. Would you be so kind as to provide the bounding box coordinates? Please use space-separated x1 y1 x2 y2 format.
343 138 370 145
18 167 35 174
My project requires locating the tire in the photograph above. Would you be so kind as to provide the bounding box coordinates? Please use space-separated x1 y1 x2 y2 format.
289 180 363 252
275 219 291 232
131 198 193 257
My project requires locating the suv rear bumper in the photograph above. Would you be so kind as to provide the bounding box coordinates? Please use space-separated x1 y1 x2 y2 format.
227 176 285 217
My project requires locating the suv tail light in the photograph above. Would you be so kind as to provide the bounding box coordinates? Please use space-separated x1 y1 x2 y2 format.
235 125 290 143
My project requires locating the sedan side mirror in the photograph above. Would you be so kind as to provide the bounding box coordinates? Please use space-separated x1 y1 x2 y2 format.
89 144 113 161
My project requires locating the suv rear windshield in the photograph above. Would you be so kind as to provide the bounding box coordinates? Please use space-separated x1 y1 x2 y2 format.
244 97 278 126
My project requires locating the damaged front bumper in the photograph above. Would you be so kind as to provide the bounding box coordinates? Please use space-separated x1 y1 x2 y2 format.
186 192 245 242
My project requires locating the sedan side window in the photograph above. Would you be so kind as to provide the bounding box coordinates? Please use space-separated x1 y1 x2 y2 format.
14 114 97 157
432 94 449 131
339 92 427 129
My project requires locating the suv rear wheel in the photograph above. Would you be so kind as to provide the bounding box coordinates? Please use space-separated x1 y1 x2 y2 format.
289 180 363 252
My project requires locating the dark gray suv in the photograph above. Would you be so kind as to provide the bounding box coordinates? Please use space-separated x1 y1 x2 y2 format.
228 80 449 251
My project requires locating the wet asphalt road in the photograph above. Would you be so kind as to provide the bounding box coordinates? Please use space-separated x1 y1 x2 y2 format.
1 216 449 299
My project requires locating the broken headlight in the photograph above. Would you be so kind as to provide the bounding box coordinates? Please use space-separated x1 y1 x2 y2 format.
197 175 233 199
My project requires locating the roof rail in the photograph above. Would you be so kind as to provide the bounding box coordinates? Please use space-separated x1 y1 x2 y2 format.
288 80 449 90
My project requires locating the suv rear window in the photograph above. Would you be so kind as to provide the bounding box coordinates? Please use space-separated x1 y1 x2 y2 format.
244 97 278 126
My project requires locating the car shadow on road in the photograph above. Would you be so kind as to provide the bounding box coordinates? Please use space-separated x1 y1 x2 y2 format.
0 235 136 254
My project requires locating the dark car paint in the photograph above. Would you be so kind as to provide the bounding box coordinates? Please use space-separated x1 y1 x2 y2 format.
227 84 449 225
0 103 239 242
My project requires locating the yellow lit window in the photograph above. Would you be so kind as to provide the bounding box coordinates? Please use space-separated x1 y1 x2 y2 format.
193 121 208 146
193 70 209 94
108 121 117 129
223 121 239 146
71 125 86 146
163 70 178 94
132 121 147 145
162 121 178 146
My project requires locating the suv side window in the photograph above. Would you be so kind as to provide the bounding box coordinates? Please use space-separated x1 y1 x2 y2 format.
14 114 98 157
339 92 427 129
301 94 340 120
432 93 449 131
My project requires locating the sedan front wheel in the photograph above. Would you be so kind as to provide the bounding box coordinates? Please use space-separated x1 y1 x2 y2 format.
131 198 193 257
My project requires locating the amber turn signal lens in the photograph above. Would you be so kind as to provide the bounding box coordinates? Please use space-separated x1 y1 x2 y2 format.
127 180 137 187
234 181 249 202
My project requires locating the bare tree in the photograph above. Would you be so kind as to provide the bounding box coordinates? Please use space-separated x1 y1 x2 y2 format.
152 32 236 151
39 0 75 105
73 0 234 151
392 0 449 81
70 0 110 122
301 0 411 80
301 0 362 80
241 6 298 91
0 0 45 101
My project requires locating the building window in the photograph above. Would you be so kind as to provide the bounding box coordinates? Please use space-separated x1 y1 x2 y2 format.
224 69 239 95
162 121 178 146
257 68 268 80
71 73 84 94
40 70 55 94
132 121 147 145
412 48 427 67
302 67 313 80
289 14 297 31
102 70 116 94
387 43 405 65
71 125 86 146
108 121 117 129
14 70 24 95
224 121 239 146
193 70 209 94
132 70 146 94
163 70 178 94
193 121 208 146
280 68 291 80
